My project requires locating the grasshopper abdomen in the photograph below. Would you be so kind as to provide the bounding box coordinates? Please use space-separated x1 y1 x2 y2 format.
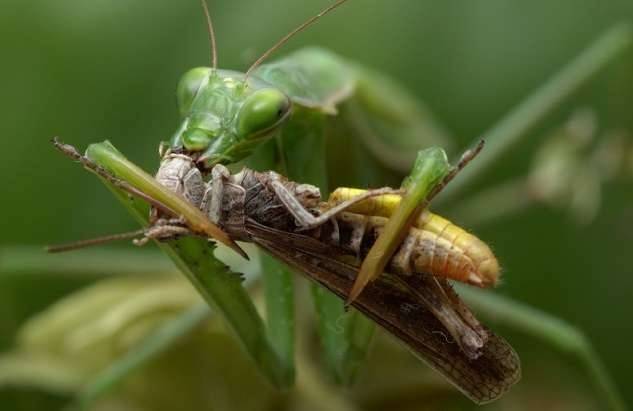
327 188 500 287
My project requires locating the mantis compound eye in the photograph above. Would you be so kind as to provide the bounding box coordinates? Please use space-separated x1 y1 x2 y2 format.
177 67 212 116
236 88 291 138
182 128 212 151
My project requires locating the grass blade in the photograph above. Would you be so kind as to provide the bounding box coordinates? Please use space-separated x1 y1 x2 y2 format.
261 252 296 384
310 285 377 384
439 23 633 204
75 304 210 409
460 287 625 411
0 246 172 278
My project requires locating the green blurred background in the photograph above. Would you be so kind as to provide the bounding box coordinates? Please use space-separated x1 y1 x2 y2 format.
1 0 632 409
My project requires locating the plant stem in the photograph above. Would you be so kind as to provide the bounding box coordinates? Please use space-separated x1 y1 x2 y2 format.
0 246 172 278
445 178 533 227
261 252 296 383
75 304 210 409
460 287 626 411
438 23 633 204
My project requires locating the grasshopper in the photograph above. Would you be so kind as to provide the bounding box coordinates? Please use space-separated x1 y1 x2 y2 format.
50 138 519 403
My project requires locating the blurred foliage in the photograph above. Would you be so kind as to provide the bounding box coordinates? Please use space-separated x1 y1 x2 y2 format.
1 0 632 410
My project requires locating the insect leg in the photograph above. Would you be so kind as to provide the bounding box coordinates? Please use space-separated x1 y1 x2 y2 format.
271 179 401 230
390 233 417 275
392 274 486 360
201 164 231 224
182 166 206 207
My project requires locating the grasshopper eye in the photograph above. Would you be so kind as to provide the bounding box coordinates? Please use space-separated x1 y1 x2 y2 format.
177 67 212 116
236 89 290 138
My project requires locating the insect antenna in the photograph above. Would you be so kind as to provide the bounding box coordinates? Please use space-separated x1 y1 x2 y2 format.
200 0 218 69
245 0 350 78
46 229 147 253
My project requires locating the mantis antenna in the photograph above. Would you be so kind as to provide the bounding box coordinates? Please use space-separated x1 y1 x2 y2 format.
200 0 218 69
245 0 350 78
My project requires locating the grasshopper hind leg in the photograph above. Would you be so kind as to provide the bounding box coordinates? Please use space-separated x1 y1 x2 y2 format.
270 176 401 231
201 164 231 224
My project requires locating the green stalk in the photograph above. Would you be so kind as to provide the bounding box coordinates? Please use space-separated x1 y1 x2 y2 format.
308 286 374 385
0 246 172 278
75 304 210 409
460 287 626 411
261 252 296 384
439 23 633 204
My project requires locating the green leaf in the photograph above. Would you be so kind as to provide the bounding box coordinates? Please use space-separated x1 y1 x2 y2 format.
75 304 210 409
0 246 170 351
260 253 295 383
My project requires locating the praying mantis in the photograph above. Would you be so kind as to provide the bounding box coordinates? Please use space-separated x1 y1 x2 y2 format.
4 0 630 409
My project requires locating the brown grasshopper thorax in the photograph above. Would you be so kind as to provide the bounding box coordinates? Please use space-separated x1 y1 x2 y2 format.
154 154 324 238
233 169 321 231
154 154 206 207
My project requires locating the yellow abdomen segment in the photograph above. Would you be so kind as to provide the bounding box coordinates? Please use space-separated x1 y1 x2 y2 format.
329 188 500 287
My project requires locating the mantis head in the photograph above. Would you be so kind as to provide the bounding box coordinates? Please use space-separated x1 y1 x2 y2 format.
169 67 291 169
163 0 349 171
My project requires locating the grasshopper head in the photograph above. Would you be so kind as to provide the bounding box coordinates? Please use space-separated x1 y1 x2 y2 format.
170 67 291 171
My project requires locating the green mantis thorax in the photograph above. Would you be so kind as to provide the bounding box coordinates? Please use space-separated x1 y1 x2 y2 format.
171 68 291 167
166 46 449 183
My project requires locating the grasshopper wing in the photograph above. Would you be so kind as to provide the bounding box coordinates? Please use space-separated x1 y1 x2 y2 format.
247 220 520 404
